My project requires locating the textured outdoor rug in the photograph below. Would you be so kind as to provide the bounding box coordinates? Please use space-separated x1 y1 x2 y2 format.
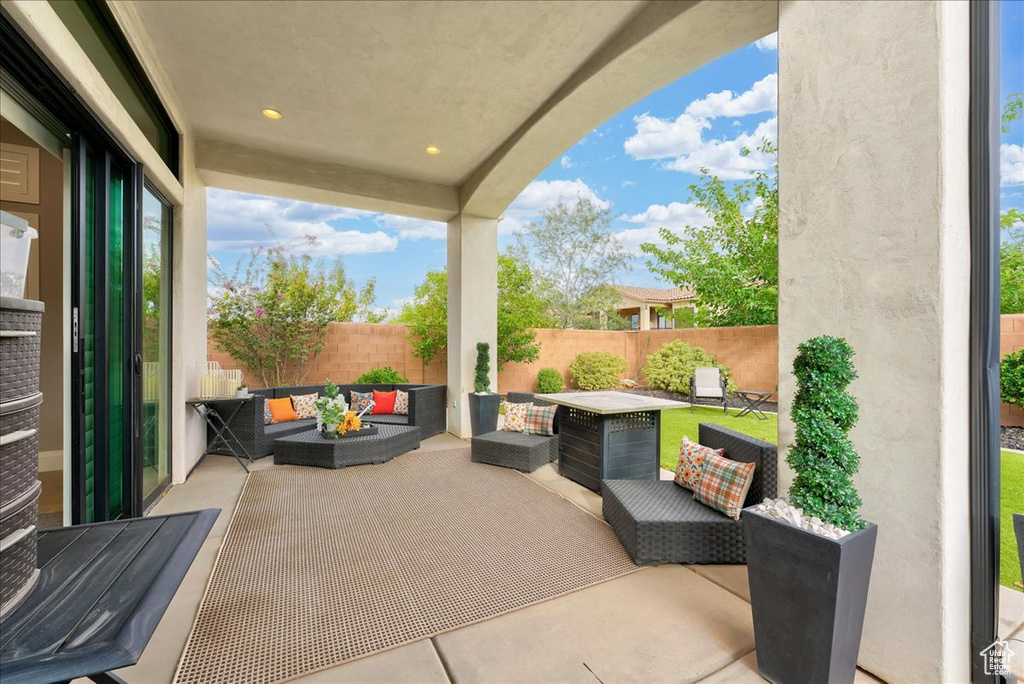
174 447 639 684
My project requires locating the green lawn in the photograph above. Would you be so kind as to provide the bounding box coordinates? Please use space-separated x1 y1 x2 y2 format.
659 411 1022 592
1002 450 1023 592
659 406 778 472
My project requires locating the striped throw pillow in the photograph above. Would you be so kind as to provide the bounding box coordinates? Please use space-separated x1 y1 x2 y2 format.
692 453 756 520
523 404 557 436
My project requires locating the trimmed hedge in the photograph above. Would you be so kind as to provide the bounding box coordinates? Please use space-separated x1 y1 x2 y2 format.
355 366 409 384
641 341 734 394
537 367 564 394
568 352 628 391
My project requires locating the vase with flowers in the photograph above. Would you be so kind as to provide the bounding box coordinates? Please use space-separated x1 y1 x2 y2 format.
315 379 349 437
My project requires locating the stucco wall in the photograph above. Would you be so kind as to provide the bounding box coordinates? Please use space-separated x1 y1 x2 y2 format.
778 2 971 681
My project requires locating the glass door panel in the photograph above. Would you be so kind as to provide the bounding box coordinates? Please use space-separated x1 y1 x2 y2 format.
106 164 125 519
141 184 170 503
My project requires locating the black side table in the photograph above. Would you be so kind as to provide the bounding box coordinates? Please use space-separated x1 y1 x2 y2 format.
734 390 772 420
186 396 254 472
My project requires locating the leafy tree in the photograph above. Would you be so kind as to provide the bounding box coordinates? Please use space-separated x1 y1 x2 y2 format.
642 341 735 394
208 246 381 387
641 141 778 327
397 253 550 368
1002 227 1024 314
1002 92 1022 134
514 198 631 329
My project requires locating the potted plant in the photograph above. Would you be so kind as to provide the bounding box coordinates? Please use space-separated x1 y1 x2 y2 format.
314 379 348 437
467 342 500 436
235 384 249 398
741 336 877 684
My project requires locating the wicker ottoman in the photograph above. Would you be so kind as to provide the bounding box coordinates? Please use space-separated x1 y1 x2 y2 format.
602 479 746 566
471 431 555 473
273 424 421 468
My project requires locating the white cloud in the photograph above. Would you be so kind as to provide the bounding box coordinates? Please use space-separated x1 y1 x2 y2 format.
500 179 611 234
621 180 635 188
684 73 778 119
560 155 574 169
375 214 447 241
623 112 709 160
1002 144 1024 186
664 117 778 180
753 33 778 51
206 188 397 255
623 201 711 231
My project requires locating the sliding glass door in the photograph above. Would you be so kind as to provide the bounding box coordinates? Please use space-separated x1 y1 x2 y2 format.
72 138 135 523
141 183 170 506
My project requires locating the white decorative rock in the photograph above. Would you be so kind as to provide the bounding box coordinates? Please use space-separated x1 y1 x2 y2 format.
751 498 852 540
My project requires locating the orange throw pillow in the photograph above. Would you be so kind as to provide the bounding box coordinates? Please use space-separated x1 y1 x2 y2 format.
267 397 299 423
372 390 397 414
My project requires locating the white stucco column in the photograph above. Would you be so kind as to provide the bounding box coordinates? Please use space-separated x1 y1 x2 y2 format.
640 304 651 331
778 2 970 682
447 213 498 438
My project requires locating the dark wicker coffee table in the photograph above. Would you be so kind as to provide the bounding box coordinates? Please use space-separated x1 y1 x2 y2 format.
273 423 422 468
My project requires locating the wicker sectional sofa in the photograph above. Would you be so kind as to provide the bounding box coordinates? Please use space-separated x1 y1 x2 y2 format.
602 423 777 566
206 383 447 459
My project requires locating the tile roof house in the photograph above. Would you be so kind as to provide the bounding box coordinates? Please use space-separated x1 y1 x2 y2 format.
611 285 696 330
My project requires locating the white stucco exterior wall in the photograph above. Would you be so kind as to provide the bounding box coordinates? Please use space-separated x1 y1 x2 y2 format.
447 214 498 438
778 2 971 682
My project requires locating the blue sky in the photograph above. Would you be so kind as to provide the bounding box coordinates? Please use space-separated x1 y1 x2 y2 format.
207 15 1022 316
1000 0 1024 228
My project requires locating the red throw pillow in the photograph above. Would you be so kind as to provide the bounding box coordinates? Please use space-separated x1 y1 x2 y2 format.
372 390 397 414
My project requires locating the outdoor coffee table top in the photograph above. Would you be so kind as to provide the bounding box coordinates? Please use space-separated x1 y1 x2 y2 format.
275 423 419 447
535 391 687 415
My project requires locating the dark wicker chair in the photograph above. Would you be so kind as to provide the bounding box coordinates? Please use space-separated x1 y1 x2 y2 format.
470 392 560 472
207 383 447 459
602 423 777 565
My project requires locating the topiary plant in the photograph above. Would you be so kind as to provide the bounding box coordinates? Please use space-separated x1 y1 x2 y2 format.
641 340 736 394
356 366 409 384
787 336 865 531
537 367 564 394
1002 348 1024 408
568 352 629 391
475 342 491 393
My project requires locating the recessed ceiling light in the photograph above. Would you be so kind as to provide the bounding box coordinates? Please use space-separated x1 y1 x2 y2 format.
425 146 441 155
261 108 283 120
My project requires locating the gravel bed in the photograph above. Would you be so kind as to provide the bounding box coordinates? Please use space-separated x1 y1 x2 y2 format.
1003 426 1024 452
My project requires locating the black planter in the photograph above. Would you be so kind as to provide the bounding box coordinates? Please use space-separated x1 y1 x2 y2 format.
468 392 501 436
742 508 877 684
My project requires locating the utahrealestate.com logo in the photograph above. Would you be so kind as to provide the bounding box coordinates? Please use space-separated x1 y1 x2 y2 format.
980 639 1016 677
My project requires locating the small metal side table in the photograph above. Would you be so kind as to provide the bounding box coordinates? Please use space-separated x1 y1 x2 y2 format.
734 390 772 420
186 396 255 472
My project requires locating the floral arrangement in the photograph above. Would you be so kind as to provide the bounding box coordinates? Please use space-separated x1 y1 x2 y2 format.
315 379 349 435
337 411 363 436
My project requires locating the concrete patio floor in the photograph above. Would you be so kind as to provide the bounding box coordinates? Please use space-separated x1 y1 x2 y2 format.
108 434 889 684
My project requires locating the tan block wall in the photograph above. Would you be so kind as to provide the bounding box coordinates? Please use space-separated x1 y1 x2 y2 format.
1002 314 1024 427
207 316 1021 425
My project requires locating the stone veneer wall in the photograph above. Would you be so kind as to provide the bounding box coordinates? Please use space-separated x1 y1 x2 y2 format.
207 316 1023 425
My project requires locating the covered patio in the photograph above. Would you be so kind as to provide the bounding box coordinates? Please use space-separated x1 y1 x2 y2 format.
0 0 1003 682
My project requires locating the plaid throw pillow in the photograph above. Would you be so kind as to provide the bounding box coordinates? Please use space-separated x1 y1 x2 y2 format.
350 391 373 414
523 404 557 436
674 438 724 491
693 453 756 520
502 402 530 432
394 390 409 415
291 393 318 420
262 397 273 425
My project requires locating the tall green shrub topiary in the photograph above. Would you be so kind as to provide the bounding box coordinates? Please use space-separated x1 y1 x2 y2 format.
475 342 491 393
1002 348 1024 408
568 352 628 391
537 368 564 394
641 340 735 394
787 336 865 531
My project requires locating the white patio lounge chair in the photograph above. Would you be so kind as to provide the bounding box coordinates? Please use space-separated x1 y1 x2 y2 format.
689 367 728 413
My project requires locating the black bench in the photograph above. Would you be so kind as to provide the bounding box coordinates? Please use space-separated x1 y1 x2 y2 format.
602 424 776 565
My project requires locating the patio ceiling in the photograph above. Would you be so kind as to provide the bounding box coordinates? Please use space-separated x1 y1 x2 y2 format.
121 0 776 221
